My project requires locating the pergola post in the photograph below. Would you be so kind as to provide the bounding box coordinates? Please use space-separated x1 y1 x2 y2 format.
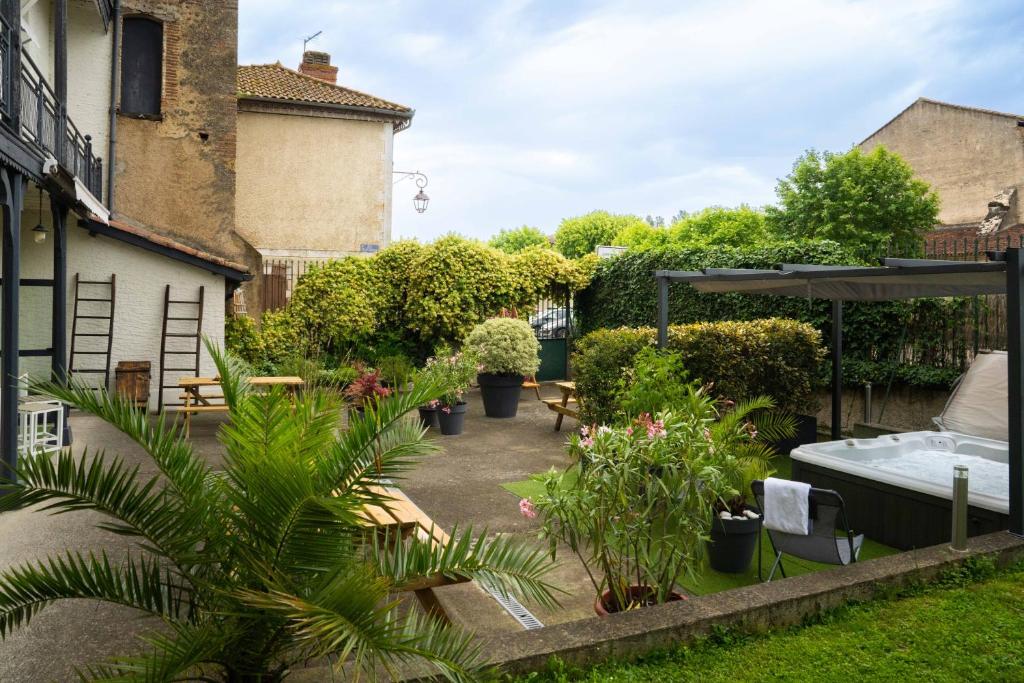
656 275 668 349
1006 248 1023 536
51 198 71 446
831 299 843 441
1 169 24 475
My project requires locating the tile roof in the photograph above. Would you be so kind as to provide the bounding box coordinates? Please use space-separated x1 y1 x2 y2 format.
237 63 413 115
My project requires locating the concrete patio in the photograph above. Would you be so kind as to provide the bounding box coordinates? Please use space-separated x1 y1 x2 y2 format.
0 386 590 680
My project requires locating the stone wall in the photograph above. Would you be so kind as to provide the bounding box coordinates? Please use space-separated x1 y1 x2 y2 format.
860 99 1024 228
114 0 256 272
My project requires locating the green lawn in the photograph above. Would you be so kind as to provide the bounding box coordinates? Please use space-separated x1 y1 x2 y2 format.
501 456 896 596
519 561 1024 682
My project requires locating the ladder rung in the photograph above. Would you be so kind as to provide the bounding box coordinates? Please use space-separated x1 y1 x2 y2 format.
73 351 108 355
77 315 111 319
77 298 112 302
73 333 109 337
164 333 199 338
71 369 106 374
162 351 198 355
76 280 111 285
166 317 200 321
168 300 201 305
162 367 199 372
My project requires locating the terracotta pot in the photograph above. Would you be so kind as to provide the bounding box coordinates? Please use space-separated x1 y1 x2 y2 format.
594 585 686 617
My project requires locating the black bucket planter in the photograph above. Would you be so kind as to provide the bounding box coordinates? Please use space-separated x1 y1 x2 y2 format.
771 413 818 455
437 402 467 436
706 511 762 573
477 373 524 418
418 405 441 430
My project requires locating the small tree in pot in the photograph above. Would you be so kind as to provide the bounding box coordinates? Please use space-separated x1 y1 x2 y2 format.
418 344 478 436
464 317 540 418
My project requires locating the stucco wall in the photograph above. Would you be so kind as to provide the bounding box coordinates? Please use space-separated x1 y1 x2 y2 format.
114 0 253 268
14 203 225 411
860 100 1024 226
235 109 393 256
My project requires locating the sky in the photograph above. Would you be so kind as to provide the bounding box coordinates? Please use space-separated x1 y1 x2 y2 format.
238 0 1024 243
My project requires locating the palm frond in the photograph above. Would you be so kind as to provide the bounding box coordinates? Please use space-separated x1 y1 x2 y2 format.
0 449 205 566
77 622 232 682
371 527 562 610
0 552 191 637
205 337 251 409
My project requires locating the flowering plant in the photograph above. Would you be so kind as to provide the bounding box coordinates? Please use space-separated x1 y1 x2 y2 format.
532 383 792 611
343 366 391 406
416 344 478 407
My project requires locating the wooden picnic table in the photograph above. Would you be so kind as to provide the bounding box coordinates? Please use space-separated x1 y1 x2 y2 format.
177 375 305 436
355 485 467 623
542 381 579 431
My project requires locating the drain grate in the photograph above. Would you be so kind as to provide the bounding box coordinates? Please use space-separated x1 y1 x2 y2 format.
481 581 544 630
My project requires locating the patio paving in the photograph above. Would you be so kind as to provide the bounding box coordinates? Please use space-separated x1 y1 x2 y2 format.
0 386 588 680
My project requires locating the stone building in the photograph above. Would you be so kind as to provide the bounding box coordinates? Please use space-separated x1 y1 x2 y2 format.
235 52 414 263
859 97 1024 241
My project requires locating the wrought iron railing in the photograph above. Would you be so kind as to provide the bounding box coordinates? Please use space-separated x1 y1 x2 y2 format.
0 15 103 201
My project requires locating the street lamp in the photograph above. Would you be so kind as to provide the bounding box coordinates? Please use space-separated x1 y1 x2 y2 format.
393 170 430 213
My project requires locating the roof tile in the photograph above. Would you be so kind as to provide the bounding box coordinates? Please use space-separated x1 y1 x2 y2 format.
237 63 412 114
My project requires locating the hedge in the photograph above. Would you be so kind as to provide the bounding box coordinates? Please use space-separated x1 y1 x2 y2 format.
576 240 970 389
573 318 825 425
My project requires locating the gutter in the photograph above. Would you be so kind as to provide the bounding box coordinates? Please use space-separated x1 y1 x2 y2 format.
106 0 120 211
238 94 415 129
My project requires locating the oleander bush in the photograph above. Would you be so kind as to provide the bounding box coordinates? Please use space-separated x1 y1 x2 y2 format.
464 317 541 376
573 319 825 425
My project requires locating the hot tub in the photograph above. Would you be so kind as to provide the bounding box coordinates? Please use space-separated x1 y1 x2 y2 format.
791 431 1009 550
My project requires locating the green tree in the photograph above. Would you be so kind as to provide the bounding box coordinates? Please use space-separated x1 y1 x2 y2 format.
766 147 939 255
611 221 668 250
0 342 558 680
488 225 551 253
668 205 771 247
554 210 648 258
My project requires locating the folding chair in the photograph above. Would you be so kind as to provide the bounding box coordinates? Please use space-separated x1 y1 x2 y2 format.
751 480 863 582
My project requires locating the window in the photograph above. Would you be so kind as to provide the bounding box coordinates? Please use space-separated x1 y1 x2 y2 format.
120 17 163 116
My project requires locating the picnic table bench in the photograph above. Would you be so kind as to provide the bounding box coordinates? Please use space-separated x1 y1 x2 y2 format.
177 375 304 436
541 381 579 431
356 485 467 622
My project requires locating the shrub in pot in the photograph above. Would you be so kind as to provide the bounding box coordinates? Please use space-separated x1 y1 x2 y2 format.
418 345 477 436
531 407 731 615
464 317 540 418
343 366 391 418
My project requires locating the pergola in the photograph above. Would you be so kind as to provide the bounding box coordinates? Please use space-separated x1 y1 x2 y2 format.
654 250 1024 537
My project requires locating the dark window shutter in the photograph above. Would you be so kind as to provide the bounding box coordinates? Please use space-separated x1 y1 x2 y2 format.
120 17 162 115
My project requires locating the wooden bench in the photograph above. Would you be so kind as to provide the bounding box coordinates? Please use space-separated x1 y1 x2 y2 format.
543 381 579 430
356 485 465 622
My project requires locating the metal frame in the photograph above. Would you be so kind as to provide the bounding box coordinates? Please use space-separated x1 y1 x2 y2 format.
654 254 1023 537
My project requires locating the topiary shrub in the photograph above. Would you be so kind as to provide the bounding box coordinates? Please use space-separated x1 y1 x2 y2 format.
464 317 541 376
572 319 824 424
287 258 378 352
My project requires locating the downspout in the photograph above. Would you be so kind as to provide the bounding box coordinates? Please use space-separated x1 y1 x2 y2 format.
106 0 120 212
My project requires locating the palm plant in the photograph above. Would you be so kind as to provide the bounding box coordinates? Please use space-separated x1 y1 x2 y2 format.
0 341 558 681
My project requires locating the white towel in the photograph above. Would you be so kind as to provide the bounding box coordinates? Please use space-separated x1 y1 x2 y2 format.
764 477 811 536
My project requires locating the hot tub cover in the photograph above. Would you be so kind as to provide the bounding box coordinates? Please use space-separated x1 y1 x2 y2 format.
934 351 1007 442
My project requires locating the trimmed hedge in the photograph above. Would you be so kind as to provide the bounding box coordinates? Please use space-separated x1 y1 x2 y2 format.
573 319 825 425
576 240 970 389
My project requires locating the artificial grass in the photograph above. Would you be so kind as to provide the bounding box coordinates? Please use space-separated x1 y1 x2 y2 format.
500 455 897 596
518 559 1024 682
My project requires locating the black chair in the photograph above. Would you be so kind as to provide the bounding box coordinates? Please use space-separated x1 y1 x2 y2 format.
751 479 863 582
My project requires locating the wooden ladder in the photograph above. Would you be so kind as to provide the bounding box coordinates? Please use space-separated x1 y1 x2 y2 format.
69 273 116 390
157 284 205 412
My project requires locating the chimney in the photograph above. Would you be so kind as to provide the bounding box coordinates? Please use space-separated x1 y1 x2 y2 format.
298 50 338 84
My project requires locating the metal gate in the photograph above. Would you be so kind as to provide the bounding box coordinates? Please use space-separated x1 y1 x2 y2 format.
530 286 571 381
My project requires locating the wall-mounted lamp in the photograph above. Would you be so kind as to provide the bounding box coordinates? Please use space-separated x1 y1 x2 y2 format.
393 170 430 213
32 187 47 243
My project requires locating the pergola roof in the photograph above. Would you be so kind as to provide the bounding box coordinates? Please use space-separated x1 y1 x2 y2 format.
656 257 1008 301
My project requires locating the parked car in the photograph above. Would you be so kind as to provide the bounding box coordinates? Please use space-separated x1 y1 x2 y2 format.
531 308 569 339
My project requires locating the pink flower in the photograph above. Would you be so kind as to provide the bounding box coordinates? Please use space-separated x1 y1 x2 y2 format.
428 399 440 408
597 425 612 435
703 427 713 441
647 419 667 439
519 498 537 519
580 425 590 437
442 405 452 414
626 426 634 436
580 437 594 447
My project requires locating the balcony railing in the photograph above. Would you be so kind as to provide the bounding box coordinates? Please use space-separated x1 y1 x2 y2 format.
0 15 103 201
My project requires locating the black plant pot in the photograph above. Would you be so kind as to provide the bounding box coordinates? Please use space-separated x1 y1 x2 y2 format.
437 402 467 436
771 414 818 456
706 511 761 573
418 405 440 430
477 373 524 418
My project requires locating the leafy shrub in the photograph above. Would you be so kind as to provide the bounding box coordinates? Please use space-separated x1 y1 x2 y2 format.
370 240 424 332
572 319 825 424
225 313 262 366
376 354 416 388
555 211 648 258
464 317 541 376
417 344 479 407
258 309 304 367
287 258 378 354
315 365 359 389
667 205 772 248
617 348 691 419
489 225 551 253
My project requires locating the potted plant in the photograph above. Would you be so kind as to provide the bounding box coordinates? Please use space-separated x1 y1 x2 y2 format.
377 354 416 394
531 409 728 615
343 366 390 417
419 345 477 436
464 317 540 418
703 396 795 574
